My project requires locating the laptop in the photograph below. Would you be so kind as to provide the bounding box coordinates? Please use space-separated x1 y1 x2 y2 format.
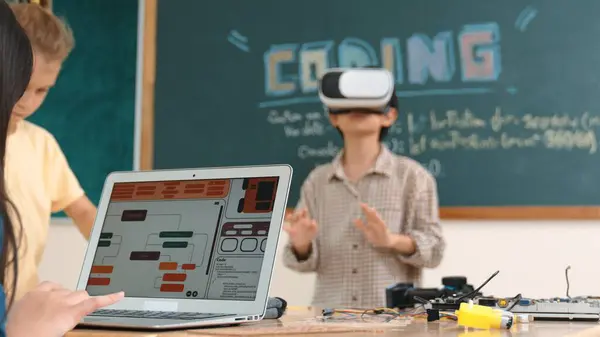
75 164 292 330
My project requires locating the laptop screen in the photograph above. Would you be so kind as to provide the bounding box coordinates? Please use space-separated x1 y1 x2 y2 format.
85 176 279 301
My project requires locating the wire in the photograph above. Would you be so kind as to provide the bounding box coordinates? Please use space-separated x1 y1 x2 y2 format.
322 306 428 323
413 296 430 305
360 308 401 322
506 293 522 311
410 296 430 317
565 265 571 298
456 270 500 302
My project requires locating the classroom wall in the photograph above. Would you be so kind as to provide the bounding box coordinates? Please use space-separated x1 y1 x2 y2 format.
42 219 600 304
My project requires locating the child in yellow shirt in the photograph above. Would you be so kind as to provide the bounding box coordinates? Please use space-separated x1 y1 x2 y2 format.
7 3 97 300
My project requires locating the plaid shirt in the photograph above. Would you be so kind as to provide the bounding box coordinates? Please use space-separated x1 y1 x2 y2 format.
283 145 445 308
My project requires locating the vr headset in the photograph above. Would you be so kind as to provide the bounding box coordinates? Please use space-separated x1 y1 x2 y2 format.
318 67 396 115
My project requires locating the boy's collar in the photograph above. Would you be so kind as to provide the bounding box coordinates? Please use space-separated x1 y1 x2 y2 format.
328 144 395 181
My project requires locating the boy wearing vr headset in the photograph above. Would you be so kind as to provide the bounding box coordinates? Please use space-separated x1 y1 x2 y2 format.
283 68 445 308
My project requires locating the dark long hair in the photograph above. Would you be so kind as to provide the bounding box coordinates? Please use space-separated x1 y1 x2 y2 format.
0 0 33 308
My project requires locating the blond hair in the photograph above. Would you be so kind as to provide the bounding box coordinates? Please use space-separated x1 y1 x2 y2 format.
10 3 74 62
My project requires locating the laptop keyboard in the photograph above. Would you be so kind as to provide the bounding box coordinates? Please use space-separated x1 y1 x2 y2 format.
89 309 226 320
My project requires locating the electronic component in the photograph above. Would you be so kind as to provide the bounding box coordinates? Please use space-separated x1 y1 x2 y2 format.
385 276 478 309
400 271 507 324
455 301 514 329
425 271 501 313
475 297 600 321
426 309 440 322
477 297 498 307
510 299 600 321
471 267 600 321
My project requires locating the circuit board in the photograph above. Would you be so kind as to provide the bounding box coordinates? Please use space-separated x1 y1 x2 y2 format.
475 297 600 321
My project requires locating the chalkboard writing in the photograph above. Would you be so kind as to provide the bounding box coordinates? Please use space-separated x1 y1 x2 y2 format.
153 0 600 208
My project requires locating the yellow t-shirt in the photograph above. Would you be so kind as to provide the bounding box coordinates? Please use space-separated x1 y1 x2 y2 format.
4 120 84 301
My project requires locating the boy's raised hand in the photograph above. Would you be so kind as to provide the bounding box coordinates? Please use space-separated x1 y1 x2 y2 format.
6 281 124 337
354 203 393 249
283 208 318 253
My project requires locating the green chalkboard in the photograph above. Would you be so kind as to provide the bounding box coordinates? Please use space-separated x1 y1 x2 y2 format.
153 0 600 208
28 0 138 214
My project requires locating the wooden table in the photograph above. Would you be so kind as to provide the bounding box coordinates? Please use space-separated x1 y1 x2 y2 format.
66 307 600 337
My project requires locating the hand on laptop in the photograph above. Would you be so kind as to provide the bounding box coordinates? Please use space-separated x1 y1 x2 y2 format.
284 208 317 259
6 281 124 337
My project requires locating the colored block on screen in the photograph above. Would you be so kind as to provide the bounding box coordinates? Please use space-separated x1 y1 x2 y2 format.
121 209 147 221
160 284 184 292
130 251 161 260
88 278 111 286
182 264 196 270
159 262 177 270
162 241 188 248
159 231 193 238
163 273 187 282
100 232 113 239
98 240 111 247
91 265 114 274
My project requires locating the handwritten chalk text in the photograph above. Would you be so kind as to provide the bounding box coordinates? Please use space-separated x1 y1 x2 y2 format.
263 22 501 97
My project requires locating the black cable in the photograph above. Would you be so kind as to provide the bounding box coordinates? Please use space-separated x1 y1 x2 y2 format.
410 295 429 318
565 266 571 298
506 293 522 311
413 296 430 304
456 270 500 302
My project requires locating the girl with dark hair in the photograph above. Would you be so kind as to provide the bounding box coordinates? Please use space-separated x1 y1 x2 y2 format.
0 1 123 336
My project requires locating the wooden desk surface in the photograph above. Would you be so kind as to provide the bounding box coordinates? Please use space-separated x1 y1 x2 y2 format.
67 307 600 337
